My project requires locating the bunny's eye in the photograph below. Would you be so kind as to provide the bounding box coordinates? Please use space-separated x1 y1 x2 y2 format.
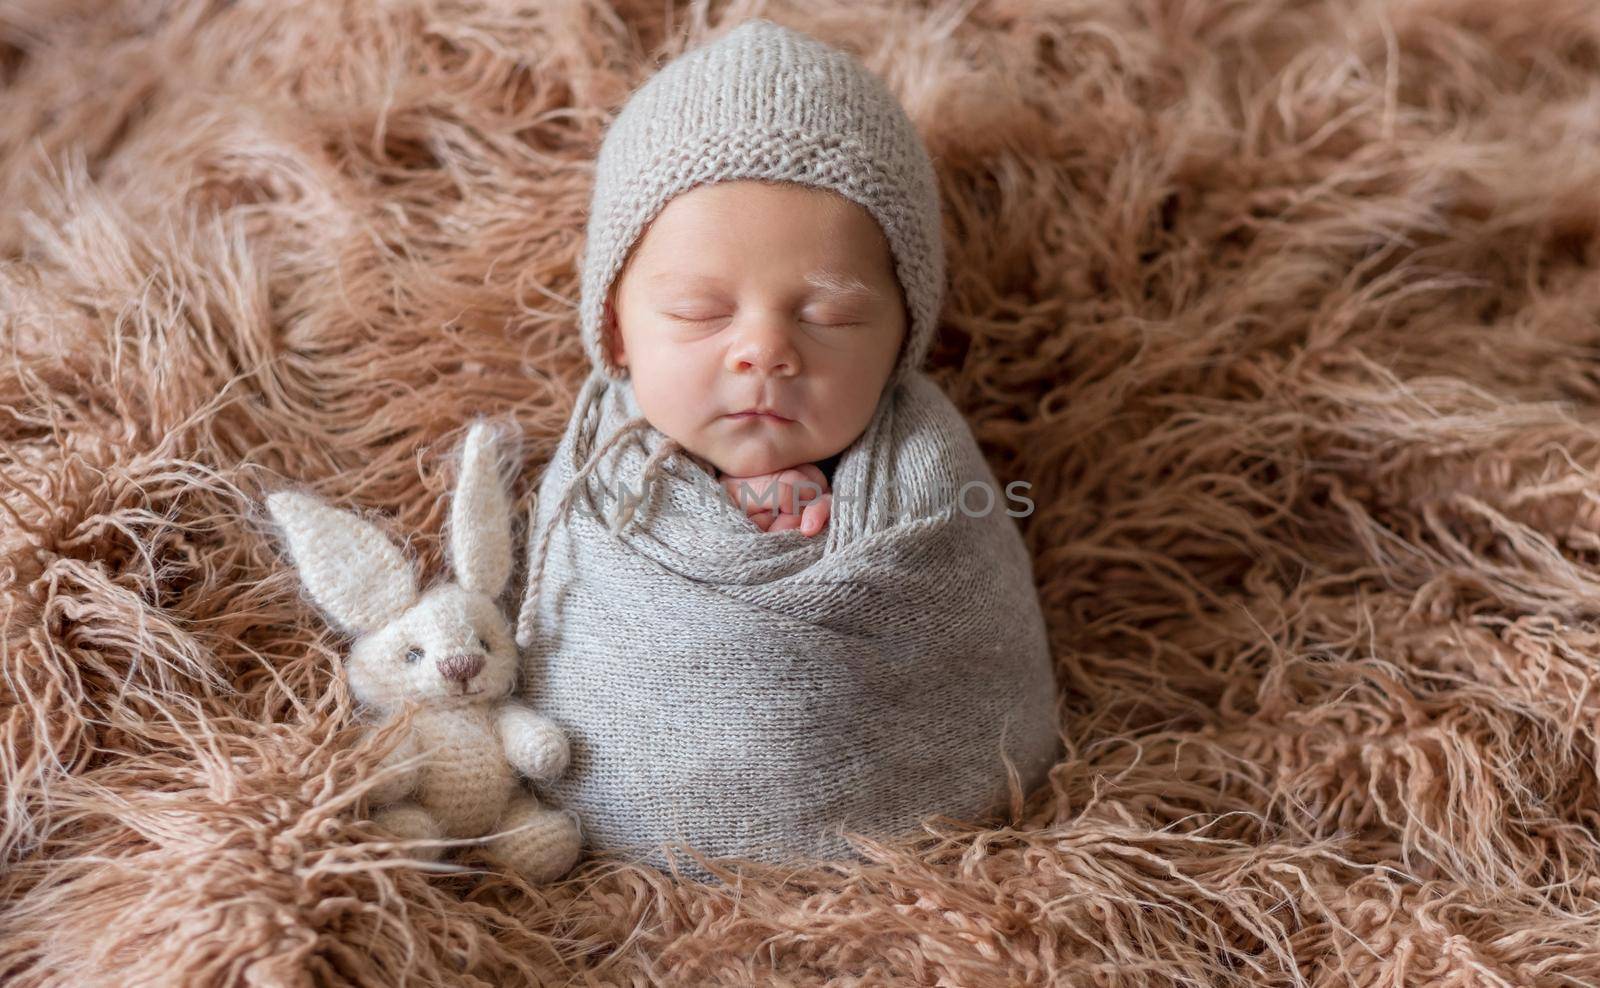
404 646 425 664
478 636 491 652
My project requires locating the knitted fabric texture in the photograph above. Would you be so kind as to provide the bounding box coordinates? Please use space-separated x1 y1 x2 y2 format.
578 17 946 391
513 367 1062 880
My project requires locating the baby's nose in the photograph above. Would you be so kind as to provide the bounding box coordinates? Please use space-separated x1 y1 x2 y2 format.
727 321 800 375
436 652 485 682
731 349 796 375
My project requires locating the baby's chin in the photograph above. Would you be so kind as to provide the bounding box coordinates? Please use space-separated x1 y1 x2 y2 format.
654 412 855 477
704 448 803 478
686 438 825 479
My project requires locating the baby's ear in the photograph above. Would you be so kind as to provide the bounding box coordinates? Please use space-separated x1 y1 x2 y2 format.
604 296 627 367
266 491 419 635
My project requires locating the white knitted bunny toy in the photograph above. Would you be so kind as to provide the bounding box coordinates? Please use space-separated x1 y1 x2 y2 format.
265 420 582 884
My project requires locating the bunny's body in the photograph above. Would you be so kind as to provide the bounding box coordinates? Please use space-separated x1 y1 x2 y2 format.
267 423 582 883
409 705 518 837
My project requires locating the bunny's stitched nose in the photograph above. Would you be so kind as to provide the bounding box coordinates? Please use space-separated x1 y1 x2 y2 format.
436 652 485 683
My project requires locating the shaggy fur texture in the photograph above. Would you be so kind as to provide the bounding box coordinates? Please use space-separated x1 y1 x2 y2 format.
5 0 1600 983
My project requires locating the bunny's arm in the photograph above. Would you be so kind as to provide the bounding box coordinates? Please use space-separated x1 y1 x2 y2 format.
497 703 571 782
365 726 424 806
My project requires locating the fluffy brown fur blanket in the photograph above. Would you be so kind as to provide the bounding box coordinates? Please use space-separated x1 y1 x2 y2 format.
6 0 1600 984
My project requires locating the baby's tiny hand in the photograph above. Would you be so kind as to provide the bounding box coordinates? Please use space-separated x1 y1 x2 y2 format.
718 464 831 537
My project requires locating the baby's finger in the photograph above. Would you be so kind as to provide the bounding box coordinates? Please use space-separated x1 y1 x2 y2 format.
795 462 829 493
749 509 776 531
768 511 803 533
800 493 831 537
776 466 828 514
722 473 778 517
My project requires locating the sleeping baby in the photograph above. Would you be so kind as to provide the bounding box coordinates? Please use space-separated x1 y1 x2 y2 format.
513 18 1061 882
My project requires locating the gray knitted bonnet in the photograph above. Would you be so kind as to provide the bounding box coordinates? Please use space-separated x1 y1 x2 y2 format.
579 17 947 390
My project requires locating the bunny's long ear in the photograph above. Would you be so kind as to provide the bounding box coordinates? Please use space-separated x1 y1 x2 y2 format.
266 491 420 635
449 419 514 597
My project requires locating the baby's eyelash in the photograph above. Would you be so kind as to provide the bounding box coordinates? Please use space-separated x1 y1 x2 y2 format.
666 313 862 327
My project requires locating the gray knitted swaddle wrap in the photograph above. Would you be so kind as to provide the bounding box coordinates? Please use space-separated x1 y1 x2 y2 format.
508 17 1060 880
512 364 1062 879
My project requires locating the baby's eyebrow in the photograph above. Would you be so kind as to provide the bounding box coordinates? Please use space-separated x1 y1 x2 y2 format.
804 270 887 304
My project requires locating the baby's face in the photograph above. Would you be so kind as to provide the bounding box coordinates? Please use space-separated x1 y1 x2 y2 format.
606 180 906 478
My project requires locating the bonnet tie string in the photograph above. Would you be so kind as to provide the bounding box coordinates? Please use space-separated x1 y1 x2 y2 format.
517 410 682 645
